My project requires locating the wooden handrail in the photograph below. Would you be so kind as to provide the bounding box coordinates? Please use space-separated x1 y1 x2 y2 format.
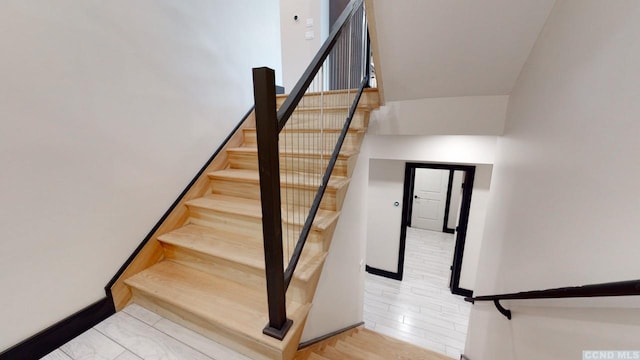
465 279 640 319
253 0 369 340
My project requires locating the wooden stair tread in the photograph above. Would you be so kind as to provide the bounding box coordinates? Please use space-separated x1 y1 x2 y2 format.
158 224 327 282
208 168 350 189
334 340 385 360
348 329 453 360
317 346 351 360
296 326 453 360
245 127 363 134
278 105 371 112
338 336 393 359
276 87 379 99
186 194 339 230
307 353 330 360
125 261 309 353
116 88 379 360
227 146 359 159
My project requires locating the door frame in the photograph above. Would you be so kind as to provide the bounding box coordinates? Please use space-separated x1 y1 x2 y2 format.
402 162 475 297
442 170 457 234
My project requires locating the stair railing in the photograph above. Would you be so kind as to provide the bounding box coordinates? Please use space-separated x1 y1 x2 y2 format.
252 0 370 340
465 279 640 320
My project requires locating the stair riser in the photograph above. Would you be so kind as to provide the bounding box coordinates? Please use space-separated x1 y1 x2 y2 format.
298 261 324 306
162 244 322 304
130 289 282 360
186 206 329 247
276 90 379 110
281 111 369 131
119 89 378 360
210 178 344 212
228 152 356 177
244 130 364 152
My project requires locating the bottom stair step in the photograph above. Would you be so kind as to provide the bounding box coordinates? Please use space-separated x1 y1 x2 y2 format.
334 340 384 360
347 329 453 360
296 327 454 360
125 260 310 360
307 354 331 360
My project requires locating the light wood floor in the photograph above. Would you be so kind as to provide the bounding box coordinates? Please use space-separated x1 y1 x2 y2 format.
363 227 471 359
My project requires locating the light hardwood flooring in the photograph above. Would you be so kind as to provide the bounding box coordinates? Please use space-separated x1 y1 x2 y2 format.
363 227 471 359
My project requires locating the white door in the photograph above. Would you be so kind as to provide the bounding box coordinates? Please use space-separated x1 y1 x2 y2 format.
411 168 450 231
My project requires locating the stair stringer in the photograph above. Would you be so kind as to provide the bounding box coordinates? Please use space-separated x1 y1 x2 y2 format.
293 131 370 347
108 112 256 311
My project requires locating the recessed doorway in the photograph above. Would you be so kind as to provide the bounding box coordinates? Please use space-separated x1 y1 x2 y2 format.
366 162 475 296
404 163 475 296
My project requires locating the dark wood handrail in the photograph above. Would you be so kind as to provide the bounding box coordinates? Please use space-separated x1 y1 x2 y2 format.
276 0 364 131
253 0 368 340
465 279 640 319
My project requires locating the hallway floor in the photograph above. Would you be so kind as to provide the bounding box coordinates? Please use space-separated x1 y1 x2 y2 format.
363 227 471 359
41 303 252 360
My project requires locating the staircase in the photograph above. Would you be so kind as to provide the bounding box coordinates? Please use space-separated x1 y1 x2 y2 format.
295 327 454 360
119 89 379 360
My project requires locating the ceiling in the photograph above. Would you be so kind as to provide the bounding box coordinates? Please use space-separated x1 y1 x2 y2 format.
370 0 556 101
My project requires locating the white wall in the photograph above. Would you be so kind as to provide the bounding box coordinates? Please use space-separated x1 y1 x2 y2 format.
0 0 281 351
365 159 406 272
366 135 498 164
302 135 369 341
368 96 508 136
280 0 329 92
467 1 640 358
458 166 492 290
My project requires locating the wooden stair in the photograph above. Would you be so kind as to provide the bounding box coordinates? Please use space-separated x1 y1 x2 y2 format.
111 88 379 360
295 327 454 360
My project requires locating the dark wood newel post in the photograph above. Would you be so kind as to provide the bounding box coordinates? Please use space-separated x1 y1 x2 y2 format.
252 67 292 340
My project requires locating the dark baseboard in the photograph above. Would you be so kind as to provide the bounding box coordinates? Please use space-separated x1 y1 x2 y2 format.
276 85 285 94
298 321 364 349
0 297 115 360
461 355 471 360
365 265 402 281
